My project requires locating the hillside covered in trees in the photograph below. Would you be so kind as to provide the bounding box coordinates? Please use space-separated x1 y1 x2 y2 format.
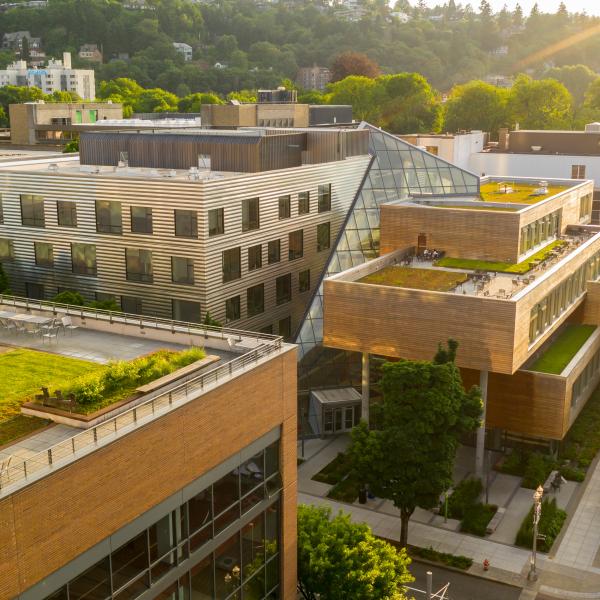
0 0 600 95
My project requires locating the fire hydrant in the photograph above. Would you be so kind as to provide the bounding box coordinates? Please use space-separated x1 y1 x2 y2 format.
483 559 490 571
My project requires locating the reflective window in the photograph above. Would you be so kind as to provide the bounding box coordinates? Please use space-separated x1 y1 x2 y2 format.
126 248 153 283
57 200 77 227
298 191 310 215
299 269 310 293
278 195 291 220
276 274 291 305
175 210 198 238
171 256 194 285
208 208 224 236
288 230 303 260
242 198 260 232
172 299 201 323
0 238 13 260
190 555 214 598
214 533 241 598
318 184 331 213
20 194 45 227
222 248 241 283
111 532 149 593
226 295 241 322
96 200 122 234
317 222 330 252
131 206 153 234
34 242 53 267
71 243 96 276
69 557 111 600
278 316 291 339
122 296 142 315
268 240 280 264
247 284 264 317
248 244 262 271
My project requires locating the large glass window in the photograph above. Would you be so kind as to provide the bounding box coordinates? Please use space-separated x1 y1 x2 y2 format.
317 222 331 252
268 240 280 264
278 195 291 220
223 247 241 283
519 210 560 255
318 184 331 212
20 194 45 227
95 200 122 234
68 557 111 600
288 230 303 260
171 256 194 285
276 274 291 305
175 210 198 238
126 248 153 283
214 533 241 598
213 469 241 533
208 208 224 236
242 197 260 232
131 206 153 234
57 200 77 227
226 295 241 322
111 532 149 594
298 191 310 215
190 556 213 598
71 243 96 276
247 284 265 317
0 238 13 260
248 244 262 271
34 241 53 267
172 299 201 323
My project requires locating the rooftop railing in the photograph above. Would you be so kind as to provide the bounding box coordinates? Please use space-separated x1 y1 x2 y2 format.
0 297 284 496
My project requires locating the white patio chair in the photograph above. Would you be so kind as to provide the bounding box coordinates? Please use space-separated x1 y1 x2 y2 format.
61 316 79 335
0 455 12 486
42 326 61 344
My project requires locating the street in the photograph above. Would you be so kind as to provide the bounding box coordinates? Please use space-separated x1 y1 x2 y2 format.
408 560 522 600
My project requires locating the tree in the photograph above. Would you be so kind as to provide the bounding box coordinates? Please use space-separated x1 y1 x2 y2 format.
0 263 10 294
348 340 482 548
545 65 598 107
513 3 523 26
297 505 413 600
328 75 379 121
507 74 573 129
444 80 509 136
330 51 380 83
63 139 79 153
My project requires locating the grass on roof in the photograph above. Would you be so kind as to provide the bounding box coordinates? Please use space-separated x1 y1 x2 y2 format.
0 348 103 446
359 266 468 292
530 325 597 375
435 240 565 275
480 182 568 204
429 204 521 212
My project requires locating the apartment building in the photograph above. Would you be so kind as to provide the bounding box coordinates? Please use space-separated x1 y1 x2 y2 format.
322 175 598 466
296 66 331 92
0 127 370 338
0 52 95 99
0 298 296 599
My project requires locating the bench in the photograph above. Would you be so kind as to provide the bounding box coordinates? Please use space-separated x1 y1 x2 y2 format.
543 470 560 494
486 507 506 534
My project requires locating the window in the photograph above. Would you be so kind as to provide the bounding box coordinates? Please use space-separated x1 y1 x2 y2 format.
122 295 143 314
56 200 77 227
111 532 149 593
171 256 194 284
172 299 201 323
318 184 331 213
242 197 260 231
268 240 281 264
572 165 586 179
175 209 198 238
0 238 14 260
298 191 310 215
288 229 303 260
20 194 45 227
208 208 224 236
131 206 153 234
279 316 291 339
71 243 96 275
276 274 291 305
247 284 264 316
0 194 3 224
95 200 122 234
26 282 44 299
580 193 593 222
317 222 330 252
222 247 241 283
248 244 262 271
299 269 310 292
225 295 241 322
126 248 153 283
34 242 53 267
278 195 291 219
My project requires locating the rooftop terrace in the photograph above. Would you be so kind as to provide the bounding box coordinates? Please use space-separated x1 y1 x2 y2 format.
0 296 284 497
479 181 568 205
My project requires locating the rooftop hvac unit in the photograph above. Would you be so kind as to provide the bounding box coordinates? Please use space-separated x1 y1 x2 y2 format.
585 122 600 133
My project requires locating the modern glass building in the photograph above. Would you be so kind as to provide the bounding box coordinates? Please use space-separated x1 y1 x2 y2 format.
295 124 480 424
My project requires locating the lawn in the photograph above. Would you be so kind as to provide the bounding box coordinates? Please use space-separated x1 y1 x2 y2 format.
480 182 568 204
435 240 565 275
359 266 468 292
530 325 597 375
0 348 103 446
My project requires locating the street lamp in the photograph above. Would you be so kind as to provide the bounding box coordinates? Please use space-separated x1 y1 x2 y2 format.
528 485 544 581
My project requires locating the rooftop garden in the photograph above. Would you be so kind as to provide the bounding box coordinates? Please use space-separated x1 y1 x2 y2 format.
529 325 597 375
435 239 565 275
480 182 568 204
359 266 468 292
0 348 103 446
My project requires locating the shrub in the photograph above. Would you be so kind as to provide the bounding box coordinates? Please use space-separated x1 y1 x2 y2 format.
446 478 482 519
516 498 566 553
52 290 86 306
522 453 555 489
560 465 585 482
460 503 497 536
88 298 121 311
327 474 361 503
312 452 353 485
497 447 528 476
409 546 472 570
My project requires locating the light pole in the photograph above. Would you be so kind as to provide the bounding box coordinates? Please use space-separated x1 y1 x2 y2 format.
528 485 544 582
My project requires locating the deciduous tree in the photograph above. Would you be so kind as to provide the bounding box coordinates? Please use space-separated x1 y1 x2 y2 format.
328 75 379 121
297 504 413 600
330 51 380 83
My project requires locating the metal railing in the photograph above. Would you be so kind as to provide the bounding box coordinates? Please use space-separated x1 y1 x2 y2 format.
0 298 284 495
0 294 281 344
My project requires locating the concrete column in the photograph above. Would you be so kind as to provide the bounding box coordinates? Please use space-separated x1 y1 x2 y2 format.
361 352 370 425
475 369 488 479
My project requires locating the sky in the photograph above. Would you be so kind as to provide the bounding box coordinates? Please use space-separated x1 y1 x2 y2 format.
421 0 600 16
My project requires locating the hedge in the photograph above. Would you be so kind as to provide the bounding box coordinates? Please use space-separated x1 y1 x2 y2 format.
515 498 566 553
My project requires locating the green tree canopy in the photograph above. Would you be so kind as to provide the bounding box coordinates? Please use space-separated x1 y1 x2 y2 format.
507 74 573 129
348 340 482 547
444 80 509 136
544 64 598 107
330 51 380 83
297 504 413 600
328 75 379 121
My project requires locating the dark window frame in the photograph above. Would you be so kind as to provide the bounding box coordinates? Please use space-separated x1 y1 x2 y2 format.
208 207 225 236
317 222 330 252
95 200 122 234
299 269 310 292
248 244 262 271
317 184 331 213
71 243 97 276
130 206 153 234
56 200 77 227
242 197 260 232
247 283 265 317
276 273 292 305
288 229 304 261
298 191 310 215
278 195 291 220
20 194 45 228
222 247 241 283
125 248 154 283
225 295 241 322
34 241 54 267
175 209 198 238
171 256 194 285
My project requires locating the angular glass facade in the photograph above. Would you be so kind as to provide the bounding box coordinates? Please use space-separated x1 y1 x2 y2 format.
295 124 480 395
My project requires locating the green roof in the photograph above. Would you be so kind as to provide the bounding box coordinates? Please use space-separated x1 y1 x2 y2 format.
480 182 568 205
359 266 468 292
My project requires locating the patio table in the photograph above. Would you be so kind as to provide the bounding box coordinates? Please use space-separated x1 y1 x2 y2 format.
0 311 18 318
9 314 53 324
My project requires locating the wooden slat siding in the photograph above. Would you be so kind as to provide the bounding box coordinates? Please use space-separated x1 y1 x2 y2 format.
583 280 600 325
380 204 521 262
259 133 306 172
0 347 298 600
323 279 518 373
0 155 370 332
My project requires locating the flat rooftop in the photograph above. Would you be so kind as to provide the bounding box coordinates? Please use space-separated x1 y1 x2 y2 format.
0 298 284 497
479 181 568 205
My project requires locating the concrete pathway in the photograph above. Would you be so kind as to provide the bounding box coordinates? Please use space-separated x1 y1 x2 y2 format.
0 424 76 461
